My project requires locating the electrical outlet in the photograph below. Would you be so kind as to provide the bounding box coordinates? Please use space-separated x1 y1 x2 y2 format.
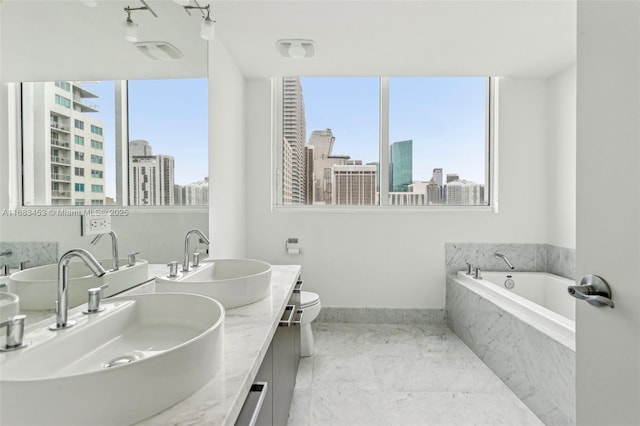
80 215 112 236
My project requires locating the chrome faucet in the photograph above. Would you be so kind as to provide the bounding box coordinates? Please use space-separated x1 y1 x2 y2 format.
495 251 515 270
50 249 106 331
0 249 12 276
91 231 119 271
183 229 209 272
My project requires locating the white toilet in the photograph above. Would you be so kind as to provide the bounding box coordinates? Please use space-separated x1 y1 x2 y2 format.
299 291 321 357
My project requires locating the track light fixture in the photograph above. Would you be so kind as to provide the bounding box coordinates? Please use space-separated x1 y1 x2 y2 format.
123 0 158 43
183 3 215 41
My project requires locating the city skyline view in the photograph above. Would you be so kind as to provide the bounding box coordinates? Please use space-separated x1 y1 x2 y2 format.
301 76 487 185
86 79 208 200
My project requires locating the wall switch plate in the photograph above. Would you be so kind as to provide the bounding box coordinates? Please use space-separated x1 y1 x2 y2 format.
80 215 111 236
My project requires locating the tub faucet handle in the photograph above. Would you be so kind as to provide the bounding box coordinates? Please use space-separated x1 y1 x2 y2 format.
19 261 30 270
192 252 200 267
474 267 482 280
0 265 9 276
466 262 473 275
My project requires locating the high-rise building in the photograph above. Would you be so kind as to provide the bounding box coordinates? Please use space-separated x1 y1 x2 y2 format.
282 77 307 204
21 81 106 206
178 177 209 205
308 128 352 204
446 173 459 183
305 145 314 204
432 168 443 188
390 140 413 192
128 140 175 206
445 179 484 205
331 164 377 205
130 139 153 156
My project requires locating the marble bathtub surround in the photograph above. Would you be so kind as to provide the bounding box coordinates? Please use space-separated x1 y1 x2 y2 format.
0 242 58 269
445 242 576 280
288 323 543 426
316 307 445 325
446 276 575 426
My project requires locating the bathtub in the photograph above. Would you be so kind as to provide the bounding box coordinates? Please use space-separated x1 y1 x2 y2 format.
446 271 576 425
454 271 575 350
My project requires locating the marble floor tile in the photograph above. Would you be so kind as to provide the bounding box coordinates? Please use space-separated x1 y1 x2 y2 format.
289 323 542 426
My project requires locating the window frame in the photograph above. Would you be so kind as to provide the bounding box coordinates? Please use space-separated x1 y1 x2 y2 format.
272 76 498 212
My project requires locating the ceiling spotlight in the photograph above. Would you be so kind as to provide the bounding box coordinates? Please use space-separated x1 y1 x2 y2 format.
123 1 158 43
183 3 215 41
276 39 316 59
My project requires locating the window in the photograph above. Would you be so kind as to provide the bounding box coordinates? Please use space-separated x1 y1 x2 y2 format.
20 79 208 207
91 184 103 193
55 81 70 91
55 94 71 108
75 199 85 205
74 183 84 192
276 76 492 207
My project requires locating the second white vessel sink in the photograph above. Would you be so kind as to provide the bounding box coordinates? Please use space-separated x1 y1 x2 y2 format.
155 259 272 308
8 259 149 310
0 292 224 426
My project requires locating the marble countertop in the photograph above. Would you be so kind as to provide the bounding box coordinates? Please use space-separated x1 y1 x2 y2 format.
15 263 302 426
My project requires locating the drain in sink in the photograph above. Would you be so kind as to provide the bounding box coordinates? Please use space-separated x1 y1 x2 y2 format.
102 354 138 368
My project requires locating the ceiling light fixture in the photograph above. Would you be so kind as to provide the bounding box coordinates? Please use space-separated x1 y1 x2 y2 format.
276 39 316 59
123 0 158 43
182 3 215 41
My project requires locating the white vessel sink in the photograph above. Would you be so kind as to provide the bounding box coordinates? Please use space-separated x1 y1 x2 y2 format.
155 259 272 308
0 292 224 426
8 259 149 310
0 292 19 320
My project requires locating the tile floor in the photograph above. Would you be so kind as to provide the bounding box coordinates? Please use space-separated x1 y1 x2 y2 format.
288 323 543 426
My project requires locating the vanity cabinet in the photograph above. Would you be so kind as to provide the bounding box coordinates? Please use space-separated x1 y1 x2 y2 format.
237 288 301 426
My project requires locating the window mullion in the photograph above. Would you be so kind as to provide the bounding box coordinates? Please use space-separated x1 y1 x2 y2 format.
379 77 390 206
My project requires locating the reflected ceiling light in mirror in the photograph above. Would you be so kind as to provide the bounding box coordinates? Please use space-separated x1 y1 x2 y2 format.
276 40 316 59
135 41 184 61
183 3 215 41
123 0 158 43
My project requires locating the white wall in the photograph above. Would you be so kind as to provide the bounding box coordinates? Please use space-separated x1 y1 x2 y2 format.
208 38 246 259
245 77 550 309
547 65 577 249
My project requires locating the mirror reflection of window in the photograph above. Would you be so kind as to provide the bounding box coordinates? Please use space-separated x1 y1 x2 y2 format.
21 79 208 207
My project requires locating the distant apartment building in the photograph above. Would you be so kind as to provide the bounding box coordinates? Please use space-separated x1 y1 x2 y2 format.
331 164 377 205
389 192 425 206
128 140 175 206
21 81 106 206
282 77 307 204
390 140 413 192
177 177 209 206
308 129 354 204
446 179 484 205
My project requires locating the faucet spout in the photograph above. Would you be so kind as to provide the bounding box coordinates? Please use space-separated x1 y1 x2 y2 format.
183 229 210 272
51 248 106 330
495 251 515 270
91 231 119 271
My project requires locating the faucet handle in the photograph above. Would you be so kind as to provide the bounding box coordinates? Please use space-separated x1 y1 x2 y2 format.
192 252 200 267
465 262 473 275
0 314 28 351
19 261 30 270
167 261 179 278
84 284 109 314
127 252 140 267
0 265 9 276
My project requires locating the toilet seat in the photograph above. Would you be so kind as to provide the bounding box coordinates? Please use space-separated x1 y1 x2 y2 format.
300 291 319 308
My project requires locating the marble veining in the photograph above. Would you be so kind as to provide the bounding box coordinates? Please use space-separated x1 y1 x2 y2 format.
0 242 57 268
445 242 576 280
446 276 575 425
317 307 445 325
288 323 543 426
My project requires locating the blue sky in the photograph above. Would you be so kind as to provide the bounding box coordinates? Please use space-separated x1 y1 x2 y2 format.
84 79 208 200
301 77 487 184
